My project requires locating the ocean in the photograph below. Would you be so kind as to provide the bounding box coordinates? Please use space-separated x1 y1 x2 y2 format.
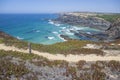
0 14 101 45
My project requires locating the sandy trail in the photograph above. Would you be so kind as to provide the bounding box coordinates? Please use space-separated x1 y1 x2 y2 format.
0 44 120 62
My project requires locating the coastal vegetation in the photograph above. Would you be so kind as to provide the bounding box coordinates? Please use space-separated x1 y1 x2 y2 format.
0 50 120 80
0 31 105 55
0 59 29 79
2 39 104 55
96 14 120 23
1 31 120 56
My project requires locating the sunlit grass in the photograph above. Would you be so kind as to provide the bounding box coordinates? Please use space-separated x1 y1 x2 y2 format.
96 14 120 22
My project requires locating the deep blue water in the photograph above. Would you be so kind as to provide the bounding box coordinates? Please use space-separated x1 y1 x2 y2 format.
0 14 101 45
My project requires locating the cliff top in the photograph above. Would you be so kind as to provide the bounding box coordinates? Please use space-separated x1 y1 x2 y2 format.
60 12 120 22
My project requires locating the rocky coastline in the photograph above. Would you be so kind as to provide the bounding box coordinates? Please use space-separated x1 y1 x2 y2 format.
54 12 111 30
54 12 120 41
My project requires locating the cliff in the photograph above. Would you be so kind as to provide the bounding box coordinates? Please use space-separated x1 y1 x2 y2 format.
54 12 110 30
106 18 120 39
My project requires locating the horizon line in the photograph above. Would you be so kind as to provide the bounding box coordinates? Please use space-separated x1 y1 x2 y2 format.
0 11 120 14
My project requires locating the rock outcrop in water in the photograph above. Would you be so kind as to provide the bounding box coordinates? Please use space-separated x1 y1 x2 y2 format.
60 35 74 40
54 12 110 30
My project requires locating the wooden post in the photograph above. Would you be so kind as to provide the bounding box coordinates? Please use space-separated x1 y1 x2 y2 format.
28 43 31 54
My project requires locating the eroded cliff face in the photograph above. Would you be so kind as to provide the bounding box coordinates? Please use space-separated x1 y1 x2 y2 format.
106 18 120 39
54 13 110 30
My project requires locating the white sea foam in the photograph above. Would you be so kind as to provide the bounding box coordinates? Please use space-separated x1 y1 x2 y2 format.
47 36 55 40
48 20 54 25
16 36 24 40
66 29 70 32
48 20 61 27
74 27 83 30
66 32 74 35
54 23 61 27
86 32 91 34
63 29 74 35
71 26 87 31
52 31 58 34
57 34 67 41
60 27 66 29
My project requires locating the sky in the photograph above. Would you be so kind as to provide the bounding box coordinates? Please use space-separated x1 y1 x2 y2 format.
0 0 120 13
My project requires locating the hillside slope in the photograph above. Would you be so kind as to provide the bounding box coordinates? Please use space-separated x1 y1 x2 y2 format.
0 50 120 80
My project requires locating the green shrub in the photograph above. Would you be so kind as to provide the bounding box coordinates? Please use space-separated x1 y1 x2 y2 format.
0 59 29 79
96 14 120 22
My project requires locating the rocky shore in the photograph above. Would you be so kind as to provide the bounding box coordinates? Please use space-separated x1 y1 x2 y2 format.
60 35 75 40
54 12 110 30
54 12 120 41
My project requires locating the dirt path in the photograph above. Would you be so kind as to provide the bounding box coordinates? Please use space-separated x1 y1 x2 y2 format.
0 44 120 62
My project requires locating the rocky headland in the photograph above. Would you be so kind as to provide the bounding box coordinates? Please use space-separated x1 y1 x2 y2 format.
54 12 120 41
54 12 111 30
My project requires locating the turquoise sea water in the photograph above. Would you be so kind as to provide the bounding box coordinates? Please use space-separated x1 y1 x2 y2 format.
0 14 101 45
